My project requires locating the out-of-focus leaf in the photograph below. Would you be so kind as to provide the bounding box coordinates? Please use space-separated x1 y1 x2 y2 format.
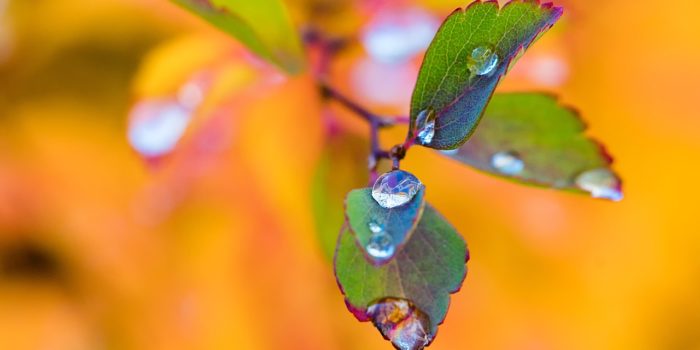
311 127 368 260
171 0 306 74
443 92 623 199
344 187 426 265
409 0 562 149
335 204 468 349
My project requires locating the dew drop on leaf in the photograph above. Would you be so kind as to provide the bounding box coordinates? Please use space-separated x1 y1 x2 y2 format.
414 108 436 145
575 168 623 201
368 221 383 234
440 149 459 156
367 297 433 350
371 170 423 209
467 46 499 76
490 151 524 175
366 231 395 260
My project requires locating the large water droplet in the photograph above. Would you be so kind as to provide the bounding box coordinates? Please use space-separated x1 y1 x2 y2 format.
371 170 423 209
467 46 499 76
366 231 395 259
128 99 192 158
414 109 435 145
440 149 459 156
367 298 433 350
490 151 524 175
575 168 623 201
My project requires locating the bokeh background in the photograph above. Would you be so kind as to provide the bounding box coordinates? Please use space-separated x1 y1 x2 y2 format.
1 0 699 349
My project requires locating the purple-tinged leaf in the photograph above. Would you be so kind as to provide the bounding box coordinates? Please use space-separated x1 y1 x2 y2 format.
409 0 563 149
335 204 468 350
444 92 622 200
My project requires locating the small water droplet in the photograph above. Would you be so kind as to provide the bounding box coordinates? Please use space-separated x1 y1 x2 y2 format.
414 109 436 145
367 298 433 350
440 149 459 156
467 46 499 76
366 231 395 259
371 170 423 209
368 221 383 234
128 99 192 158
490 151 524 175
575 168 623 201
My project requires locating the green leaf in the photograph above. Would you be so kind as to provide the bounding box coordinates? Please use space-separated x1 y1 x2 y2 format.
335 204 468 348
410 0 562 149
345 187 426 265
171 0 306 74
311 130 368 260
443 92 622 200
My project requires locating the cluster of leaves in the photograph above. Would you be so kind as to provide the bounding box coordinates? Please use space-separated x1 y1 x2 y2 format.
171 0 621 349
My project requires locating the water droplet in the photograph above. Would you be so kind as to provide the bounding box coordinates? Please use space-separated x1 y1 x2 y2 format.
128 99 192 158
440 149 459 156
490 151 524 175
366 231 395 259
467 46 499 76
414 109 435 145
368 221 383 234
575 168 623 201
367 298 433 350
371 170 423 209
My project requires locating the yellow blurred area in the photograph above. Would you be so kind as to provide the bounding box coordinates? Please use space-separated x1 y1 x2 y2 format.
1 0 699 349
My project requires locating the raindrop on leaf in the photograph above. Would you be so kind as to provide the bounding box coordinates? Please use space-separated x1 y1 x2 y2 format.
490 151 524 175
366 231 395 260
371 170 423 209
414 108 436 145
575 168 623 201
467 46 499 76
367 297 433 350
368 221 383 234
440 149 459 156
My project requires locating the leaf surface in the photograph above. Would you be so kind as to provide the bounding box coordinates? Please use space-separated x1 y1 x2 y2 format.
172 0 305 74
335 204 468 342
410 0 562 149
444 92 622 198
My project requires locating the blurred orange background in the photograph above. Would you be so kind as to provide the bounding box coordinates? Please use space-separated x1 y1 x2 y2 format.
1 0 699 349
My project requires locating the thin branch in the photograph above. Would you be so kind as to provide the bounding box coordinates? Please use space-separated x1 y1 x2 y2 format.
319 83 396 128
